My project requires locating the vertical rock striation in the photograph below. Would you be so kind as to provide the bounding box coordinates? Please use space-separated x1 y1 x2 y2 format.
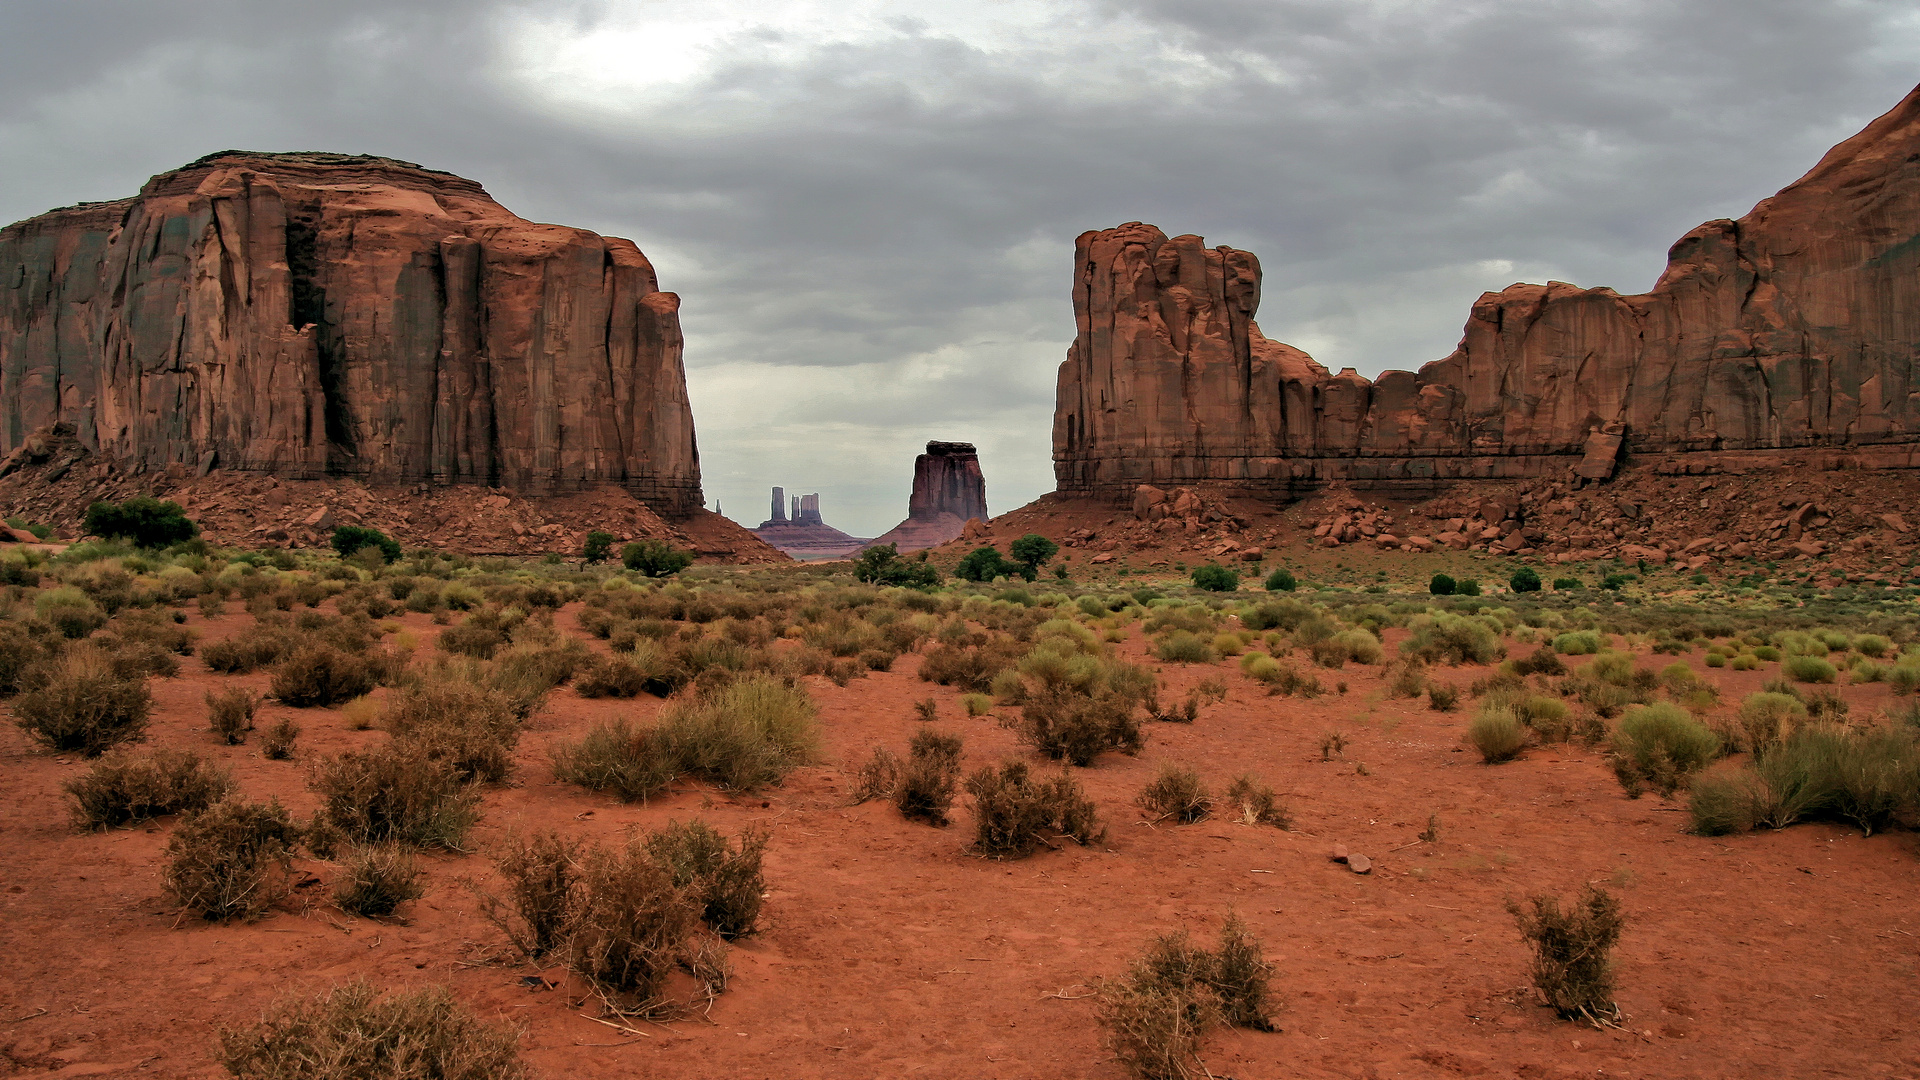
0 151 702 513
1053 85 1920 500
871 441 988 551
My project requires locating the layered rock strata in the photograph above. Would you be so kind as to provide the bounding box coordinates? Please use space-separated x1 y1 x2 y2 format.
869 441 988 552
1054 85 1920 499
0 151 702 512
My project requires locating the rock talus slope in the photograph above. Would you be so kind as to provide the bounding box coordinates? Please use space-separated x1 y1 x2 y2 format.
0 152 702 513
1054 84 1920 499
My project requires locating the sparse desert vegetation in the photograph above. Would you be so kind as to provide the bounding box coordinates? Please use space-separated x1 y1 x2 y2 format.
2 535 1918 1079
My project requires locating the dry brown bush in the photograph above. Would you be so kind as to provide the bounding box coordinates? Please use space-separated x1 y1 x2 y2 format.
65 747 234 830
217 981 526 1080
163 798 301 922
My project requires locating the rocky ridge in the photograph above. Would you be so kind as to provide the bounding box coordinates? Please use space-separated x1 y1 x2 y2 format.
0 151 702 510
1053 85 1920 499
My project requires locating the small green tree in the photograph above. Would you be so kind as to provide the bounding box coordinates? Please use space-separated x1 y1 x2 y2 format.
1510 567 1542 593
582 530 615 565
84 496 198 548
1191 565 1239 592
330 525 401 564
853 544 941 588
621 539 694 578
1428 573 1455 596
1264 567 1296 592
955 546 1017 583
1009 534 1060 577
1455 578 1482 597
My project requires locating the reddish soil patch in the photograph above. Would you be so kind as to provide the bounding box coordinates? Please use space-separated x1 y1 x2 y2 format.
1 606 1915 1079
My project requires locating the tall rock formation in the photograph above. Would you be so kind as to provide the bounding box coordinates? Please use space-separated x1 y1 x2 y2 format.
752 489 867 558
0 151 702 512
871 441 988 551
1054 85 1920 499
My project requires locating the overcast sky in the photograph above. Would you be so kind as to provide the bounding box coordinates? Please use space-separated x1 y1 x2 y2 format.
3 1 1917 536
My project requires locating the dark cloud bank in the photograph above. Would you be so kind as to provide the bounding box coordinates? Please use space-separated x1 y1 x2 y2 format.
2 0 1915 535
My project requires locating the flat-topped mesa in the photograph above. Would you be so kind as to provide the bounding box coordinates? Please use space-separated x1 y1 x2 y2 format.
1053 84 1920 500
871 440 990 552
0 150 702 513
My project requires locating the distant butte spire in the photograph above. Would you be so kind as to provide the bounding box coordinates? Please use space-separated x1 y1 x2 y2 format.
771 486 786 523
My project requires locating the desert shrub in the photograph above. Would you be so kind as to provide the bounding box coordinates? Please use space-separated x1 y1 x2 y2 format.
329 525 401 563
966 760 1103 857
1426 683 1460 711
1509 648 1567 677
1728 725 1919 836
1737 691 1808 752
333 844 425 917
65 747 234 830
1190 565 1238 592
163 797 301 921
852 543 942 588
1468 706 1528 763
1510 567 1542 593
574 653 651 698
621 539 694 578
1154 631 1217 664
1509 886 1624 1024
895 728 965 825
565 842 701 1012
1609 702 1721 797
963 692 993 716
1855 634 1892 658
1317 628 1381 667
1686 767 1771 836
655 675 820 790
1552 630 1604 655
1138 765 1211 823
0 622 46 695
201 633 290 674
1400 613 1502 666
310 745 481 850
1429 573 1455 596
270 644 379 707
1387 659 1426 698
217 981 526 1080
261 716 299 760
482 831 584 959
1222 774 1290 828
850 746 902 804
84 496 197 548
1784 654 1838 684
35 586 107 638
12 646 152 756
1263 568 1296 592
1018 683 1145 766
918 637 1028 693
583 530 616 564
551 718 679 802
1238 599 1308 632
642 820 770 939
1100 916 1275 1080
205 686 259 744
383 676 522 783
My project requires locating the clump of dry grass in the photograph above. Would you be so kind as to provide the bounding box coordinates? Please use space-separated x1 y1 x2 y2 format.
333 844 425 917
481 831 584 959
308 745 480 850
217 981 526 1080
206 686 259 745
1137 765 1211 824
65 747 234 830
1099 914 1277 1080
895 729 964 825
1508 885 1625 1024
1223 774 1290 828
261 716 299 760
642 820 770 939
163 798 302 922
12 645 152 756
849 746 902 804
965 760 1103 858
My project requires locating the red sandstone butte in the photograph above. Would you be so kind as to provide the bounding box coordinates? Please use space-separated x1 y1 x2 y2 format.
869 441 989 552
0 152 701 512
1053 84 1920 499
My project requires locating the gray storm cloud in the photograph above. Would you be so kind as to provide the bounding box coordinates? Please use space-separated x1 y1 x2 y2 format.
2 0 1914 536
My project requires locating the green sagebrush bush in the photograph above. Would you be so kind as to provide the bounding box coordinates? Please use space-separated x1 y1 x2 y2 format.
1609 703 1721 797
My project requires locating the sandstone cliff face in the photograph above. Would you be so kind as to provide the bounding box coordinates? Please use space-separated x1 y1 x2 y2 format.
871 441 988 551
0 152 702 512
1055 85 1920 498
